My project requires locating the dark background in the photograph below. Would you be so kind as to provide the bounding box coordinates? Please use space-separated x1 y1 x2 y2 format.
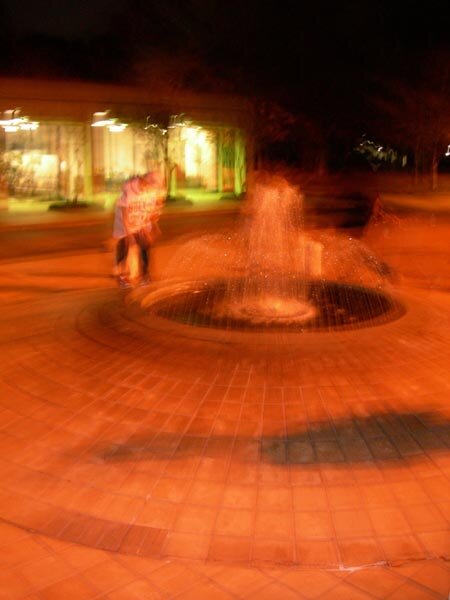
1 0 449 171
3 0 448 87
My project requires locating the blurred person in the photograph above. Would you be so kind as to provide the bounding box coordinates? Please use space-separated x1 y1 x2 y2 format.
113 172 165 288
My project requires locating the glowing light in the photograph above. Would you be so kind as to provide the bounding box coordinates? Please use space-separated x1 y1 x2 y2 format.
91 120 113 127
0 109 39 132
144 119 160 130
91 111 127 132
445 145 450 157
18 121 39 131
182 126 214 178
108 123 127 133
91 111 112 127
6 150 59 184
168 113 191 129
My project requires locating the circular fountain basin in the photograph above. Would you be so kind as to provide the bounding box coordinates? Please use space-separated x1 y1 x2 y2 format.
139 279 404 332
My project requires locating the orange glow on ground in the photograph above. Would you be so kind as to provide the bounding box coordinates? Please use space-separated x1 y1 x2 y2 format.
0 202 448 597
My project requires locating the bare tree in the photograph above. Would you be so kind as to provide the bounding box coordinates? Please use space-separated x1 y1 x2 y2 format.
374 50 450 189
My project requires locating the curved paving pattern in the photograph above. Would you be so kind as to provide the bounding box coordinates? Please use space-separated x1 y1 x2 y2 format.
0 279 449 568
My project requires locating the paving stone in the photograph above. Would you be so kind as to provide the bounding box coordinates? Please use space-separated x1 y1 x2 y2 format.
0 212 449 597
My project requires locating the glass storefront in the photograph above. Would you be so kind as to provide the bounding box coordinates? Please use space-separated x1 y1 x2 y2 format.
91 125 166 193
168 125 218 190
0 111 246 203
92 119 244 199
0 123 85 199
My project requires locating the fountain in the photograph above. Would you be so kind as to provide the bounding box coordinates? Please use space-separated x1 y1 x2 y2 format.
133 172 403 333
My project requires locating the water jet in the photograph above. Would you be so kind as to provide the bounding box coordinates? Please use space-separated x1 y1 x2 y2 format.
135 172 403 333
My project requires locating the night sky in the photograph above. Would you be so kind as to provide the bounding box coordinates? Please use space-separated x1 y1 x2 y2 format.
3 0 449 82
4 0 121 38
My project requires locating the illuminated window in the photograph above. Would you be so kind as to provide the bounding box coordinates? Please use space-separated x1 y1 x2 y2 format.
91 123 166 192
2 123 84 198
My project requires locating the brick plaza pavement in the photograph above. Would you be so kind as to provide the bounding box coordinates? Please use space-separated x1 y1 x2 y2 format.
0 212 448 599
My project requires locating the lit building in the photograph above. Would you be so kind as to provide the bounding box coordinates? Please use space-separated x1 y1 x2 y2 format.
0 78 251 206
